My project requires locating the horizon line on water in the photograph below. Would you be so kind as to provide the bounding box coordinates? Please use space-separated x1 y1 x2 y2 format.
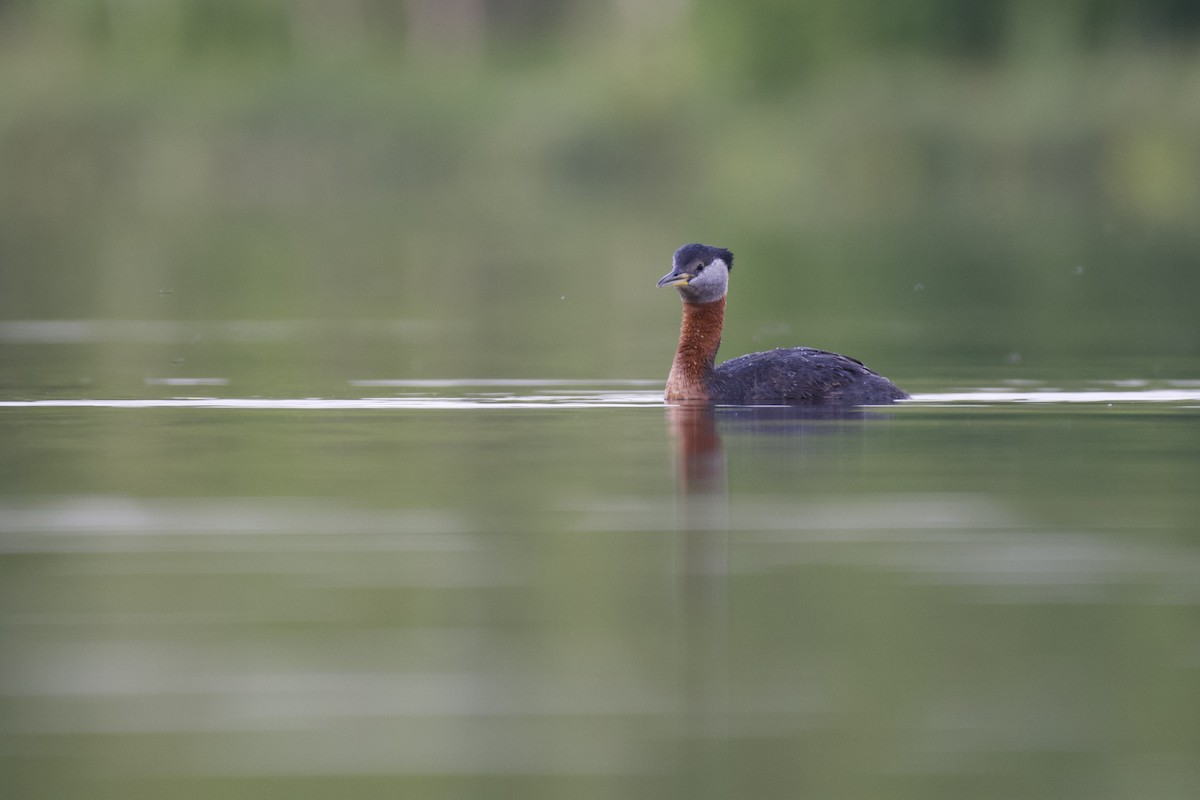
1 387 1200 410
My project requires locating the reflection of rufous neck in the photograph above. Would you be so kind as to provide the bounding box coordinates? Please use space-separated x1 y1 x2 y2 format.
667 404 724 496
665 298 725 403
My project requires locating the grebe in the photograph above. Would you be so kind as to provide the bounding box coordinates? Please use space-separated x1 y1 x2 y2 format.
657 243 907 405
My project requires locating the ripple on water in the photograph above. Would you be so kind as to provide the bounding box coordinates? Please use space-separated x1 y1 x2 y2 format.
0 378 1198 409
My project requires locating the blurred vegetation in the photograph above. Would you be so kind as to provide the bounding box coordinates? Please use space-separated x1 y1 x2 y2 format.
1 0 1199 386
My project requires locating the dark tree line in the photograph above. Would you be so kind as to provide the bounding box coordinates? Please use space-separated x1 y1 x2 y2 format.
4 0 1199 69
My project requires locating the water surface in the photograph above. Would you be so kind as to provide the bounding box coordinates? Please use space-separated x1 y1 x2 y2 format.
2 377 1199 800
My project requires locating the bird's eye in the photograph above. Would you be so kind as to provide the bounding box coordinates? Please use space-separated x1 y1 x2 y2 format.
693 263 705 272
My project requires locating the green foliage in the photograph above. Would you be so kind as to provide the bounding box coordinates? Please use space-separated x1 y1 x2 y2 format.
692 0 1200 91
1 1 1199 380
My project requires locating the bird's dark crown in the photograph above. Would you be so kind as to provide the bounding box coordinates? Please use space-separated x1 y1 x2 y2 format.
674 243 734 271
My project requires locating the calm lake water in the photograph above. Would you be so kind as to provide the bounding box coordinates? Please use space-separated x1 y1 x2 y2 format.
2 367 1200 799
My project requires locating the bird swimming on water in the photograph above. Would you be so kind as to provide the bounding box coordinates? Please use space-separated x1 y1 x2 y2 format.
657 243 907 406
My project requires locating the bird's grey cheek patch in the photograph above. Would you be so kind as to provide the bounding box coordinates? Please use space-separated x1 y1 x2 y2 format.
686 259 729 301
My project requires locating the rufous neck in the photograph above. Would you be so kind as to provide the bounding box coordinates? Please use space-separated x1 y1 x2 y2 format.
665 297 725 402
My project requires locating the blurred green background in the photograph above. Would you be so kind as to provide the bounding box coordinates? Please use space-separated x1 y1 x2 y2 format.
2 0 1199 393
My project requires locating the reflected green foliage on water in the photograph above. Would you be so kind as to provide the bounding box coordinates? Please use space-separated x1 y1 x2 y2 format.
1 396 1199 799
2 2 1200 798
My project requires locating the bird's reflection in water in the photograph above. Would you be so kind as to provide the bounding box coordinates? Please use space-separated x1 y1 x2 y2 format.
665 403 892 797
666 403 730 799
668 403 727 499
